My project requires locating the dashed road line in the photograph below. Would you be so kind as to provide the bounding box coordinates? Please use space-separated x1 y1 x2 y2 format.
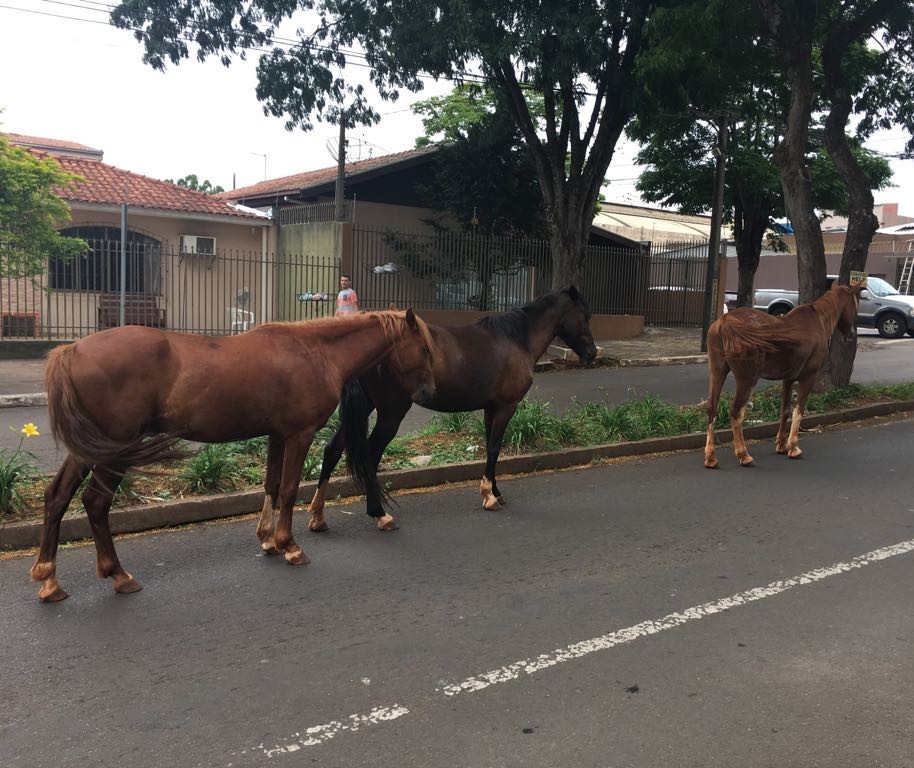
243 537 914 760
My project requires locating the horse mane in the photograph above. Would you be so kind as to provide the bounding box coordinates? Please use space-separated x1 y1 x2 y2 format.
476 292 567 346
257 309 436 359
370 309 437 361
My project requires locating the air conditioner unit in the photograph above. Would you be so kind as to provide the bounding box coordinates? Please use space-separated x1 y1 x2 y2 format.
180 235 217 255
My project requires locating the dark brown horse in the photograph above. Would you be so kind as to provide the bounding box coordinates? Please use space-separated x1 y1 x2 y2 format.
31 310 436 602
306 287 597 531
704 283 859 469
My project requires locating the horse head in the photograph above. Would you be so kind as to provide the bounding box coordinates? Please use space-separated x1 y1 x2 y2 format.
832 283 860 339
386 308 436 405
556 286 597 364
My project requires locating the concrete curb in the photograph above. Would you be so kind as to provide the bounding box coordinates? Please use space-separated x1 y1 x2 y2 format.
2 400 911 551
0 393 47 409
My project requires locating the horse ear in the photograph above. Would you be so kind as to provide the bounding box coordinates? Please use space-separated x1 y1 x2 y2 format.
568 285 581 301
405 307 418 328
389 302 400 311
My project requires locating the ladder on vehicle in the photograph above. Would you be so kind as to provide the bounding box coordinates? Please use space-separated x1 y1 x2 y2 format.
899 252 914 295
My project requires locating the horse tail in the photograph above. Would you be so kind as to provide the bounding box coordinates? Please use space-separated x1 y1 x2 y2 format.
46 343 189 468
339 378 392 510
716 315 780 358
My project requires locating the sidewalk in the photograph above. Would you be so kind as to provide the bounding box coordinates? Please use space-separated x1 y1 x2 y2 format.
0 327 708 404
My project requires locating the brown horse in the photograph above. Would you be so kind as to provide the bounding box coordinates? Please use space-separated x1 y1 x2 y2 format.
306 287 597 531
31 310 436 602
704 283 859 469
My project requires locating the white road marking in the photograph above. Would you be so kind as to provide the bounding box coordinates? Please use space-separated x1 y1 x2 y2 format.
249 537 914 759
256 705 409 757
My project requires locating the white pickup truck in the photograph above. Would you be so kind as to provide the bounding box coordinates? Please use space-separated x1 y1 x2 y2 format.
753 275 914 338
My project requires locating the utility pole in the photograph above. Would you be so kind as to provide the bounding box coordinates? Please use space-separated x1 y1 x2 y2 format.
335 113 347 221
701 114 728 353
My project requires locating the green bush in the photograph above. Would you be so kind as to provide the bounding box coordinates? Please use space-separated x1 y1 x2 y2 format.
180 444 242 494
0 424 39 518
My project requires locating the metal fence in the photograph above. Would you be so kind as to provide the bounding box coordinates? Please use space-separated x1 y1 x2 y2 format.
0 230 715 340
351 225 711 325
0 241 340 340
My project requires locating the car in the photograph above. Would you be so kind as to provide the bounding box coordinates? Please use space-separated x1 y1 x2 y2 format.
753 275 914 338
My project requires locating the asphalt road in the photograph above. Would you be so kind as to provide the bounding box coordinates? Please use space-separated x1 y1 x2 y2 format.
2 416 914 768
3 333 912 473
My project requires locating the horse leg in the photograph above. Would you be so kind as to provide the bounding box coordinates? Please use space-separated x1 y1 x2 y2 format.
81 465 141 594
257 435 285 551
729 378 756 467
364 404 410 531
480 403 517 510
775 380 795 454
272 431 316 566
307 429 343 533
30 455 90 602
786 376 815 459
704 360 729 469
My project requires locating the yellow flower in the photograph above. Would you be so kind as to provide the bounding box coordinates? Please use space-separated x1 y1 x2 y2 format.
20 423 39 438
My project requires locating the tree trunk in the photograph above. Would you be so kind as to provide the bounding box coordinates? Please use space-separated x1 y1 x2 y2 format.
548 206 587 290
732 197 769 307
758 0 826 306
821 28 880 388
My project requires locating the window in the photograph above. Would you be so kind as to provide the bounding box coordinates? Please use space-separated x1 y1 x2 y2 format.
50 226 162 293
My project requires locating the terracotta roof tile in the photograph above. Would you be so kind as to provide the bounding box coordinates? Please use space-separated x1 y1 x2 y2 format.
46 154 265 221
219 144 439 201
5 132 101 154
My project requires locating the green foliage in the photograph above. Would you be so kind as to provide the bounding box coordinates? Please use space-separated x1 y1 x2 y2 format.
164 173 225 194
428 411 476 434
179 444 242 494
0 134 89 278
112 0 658 288
0 425 39 519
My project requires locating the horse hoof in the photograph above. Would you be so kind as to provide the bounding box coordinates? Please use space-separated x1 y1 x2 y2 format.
38 580 69 603
495 495 506 506
739 457 755 467
285 550 310 566
776 445 789 455
377 514 398 532
704 458 719 469
308 520 329 533
114 575 143 594
483 497 501 511
261 540 281 554
788 449 803 459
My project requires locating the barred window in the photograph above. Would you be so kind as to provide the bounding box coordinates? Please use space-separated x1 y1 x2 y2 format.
50 227 162 293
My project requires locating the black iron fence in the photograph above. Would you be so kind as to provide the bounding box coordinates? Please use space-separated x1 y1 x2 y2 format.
0 231 716 340
0 241 340 340
352 225 712 325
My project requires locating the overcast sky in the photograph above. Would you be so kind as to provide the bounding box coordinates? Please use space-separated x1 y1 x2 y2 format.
1 0 912 215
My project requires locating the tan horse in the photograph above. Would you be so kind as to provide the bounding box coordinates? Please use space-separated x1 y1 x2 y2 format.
31 310 435 602
704 283 859 468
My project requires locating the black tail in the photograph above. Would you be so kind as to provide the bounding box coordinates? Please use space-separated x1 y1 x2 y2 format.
340 379 392 511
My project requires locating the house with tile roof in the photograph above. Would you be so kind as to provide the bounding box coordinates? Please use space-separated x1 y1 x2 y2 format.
2 134 273 339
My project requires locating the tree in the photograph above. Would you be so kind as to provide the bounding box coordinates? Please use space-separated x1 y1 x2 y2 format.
758 0 914 386
629 0 792 309
111 0 665 289
412 85 546 237
164 173 225 194
0 135 87 279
